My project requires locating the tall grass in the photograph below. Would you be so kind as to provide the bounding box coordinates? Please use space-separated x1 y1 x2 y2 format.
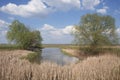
0 44 20 50
0 50 120 80
78 47 120 56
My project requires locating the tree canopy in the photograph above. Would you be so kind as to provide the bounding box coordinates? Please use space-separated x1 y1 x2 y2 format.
73 14 118 54
7 20 42 49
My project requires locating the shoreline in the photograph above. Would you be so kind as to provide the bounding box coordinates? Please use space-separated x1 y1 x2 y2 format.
61 48 92 59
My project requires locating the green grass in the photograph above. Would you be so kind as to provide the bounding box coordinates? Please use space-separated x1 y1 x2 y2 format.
0 44 20 50
78 47 120 56
21 52 40 63
42 44 79 49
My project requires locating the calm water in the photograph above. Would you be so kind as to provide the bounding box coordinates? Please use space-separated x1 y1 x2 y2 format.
41 48 79 65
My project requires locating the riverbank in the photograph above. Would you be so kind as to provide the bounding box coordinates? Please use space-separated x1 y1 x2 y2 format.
62 47 120 59
62 49 90 59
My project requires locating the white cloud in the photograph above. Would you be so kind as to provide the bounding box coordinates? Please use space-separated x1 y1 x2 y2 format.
0 0 105 17
0 0 51 17
41 24 55 30
82 0 101 10
0 19 9 43
0 19 9 28
41 24 74 35
97 6 108 14
38 24 74 44
62 25 74 34
97 8 106 14
116 28 120 34
43 0 80 11
0 0 80 17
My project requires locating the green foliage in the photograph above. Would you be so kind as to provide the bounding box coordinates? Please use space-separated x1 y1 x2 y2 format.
21 52 39 62
73 14 119 54
0 44 20 50
7 20 42 49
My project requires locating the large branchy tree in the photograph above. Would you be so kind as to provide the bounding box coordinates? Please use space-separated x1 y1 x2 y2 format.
73 14 118 54
7 20 42 49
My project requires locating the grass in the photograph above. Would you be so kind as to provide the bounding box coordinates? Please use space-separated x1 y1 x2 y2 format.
61 49 74 57
42 44 78 48
0 44 20 50
0 50 120 80
79 47 120 56
20 52 41 63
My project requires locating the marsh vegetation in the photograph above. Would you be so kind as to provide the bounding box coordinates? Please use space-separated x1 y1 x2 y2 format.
0 50 120 80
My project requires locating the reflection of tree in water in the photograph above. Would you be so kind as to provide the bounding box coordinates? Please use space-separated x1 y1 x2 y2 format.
36 49 42 64
30 49 42 64
35 49 42 64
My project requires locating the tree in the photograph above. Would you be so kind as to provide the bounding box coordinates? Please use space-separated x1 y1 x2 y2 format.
73 14 118 54
7 20 42 49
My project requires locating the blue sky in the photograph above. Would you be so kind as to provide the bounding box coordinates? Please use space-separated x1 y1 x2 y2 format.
0 0 120 44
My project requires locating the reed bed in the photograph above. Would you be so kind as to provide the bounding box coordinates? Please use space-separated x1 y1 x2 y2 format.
0 50 120 80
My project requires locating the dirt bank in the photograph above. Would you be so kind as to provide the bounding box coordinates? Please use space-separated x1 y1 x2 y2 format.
62 49 91 59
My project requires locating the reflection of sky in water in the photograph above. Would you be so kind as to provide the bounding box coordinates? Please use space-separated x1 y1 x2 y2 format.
41 48 79 65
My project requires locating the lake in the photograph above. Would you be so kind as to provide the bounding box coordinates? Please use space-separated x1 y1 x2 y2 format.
40 48 79 65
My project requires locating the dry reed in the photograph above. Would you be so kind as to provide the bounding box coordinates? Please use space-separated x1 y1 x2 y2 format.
0 50 120 80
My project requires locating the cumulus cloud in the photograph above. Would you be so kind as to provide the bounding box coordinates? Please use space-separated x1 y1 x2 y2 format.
0 0 50 17
0 0 103 17
116 28 120 34
41 24 55 31
0 0 80 17
38 24 74 44
62 25 74 34
82 0 101 10
0 19 9 43
43 0 80 11
0 19 9 28
41 24 74 35
97 6 108 14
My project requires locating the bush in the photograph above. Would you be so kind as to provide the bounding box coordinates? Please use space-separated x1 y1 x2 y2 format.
21 52 40 62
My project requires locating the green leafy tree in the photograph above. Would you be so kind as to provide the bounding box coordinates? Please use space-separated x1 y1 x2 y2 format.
7 20 42 49
73 14 118 54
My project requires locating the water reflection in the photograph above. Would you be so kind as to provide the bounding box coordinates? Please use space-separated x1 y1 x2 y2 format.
30 49 42 64
31 48 79 65
41 48 79 65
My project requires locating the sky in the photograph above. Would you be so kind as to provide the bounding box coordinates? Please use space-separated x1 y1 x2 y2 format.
0 0 120 44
